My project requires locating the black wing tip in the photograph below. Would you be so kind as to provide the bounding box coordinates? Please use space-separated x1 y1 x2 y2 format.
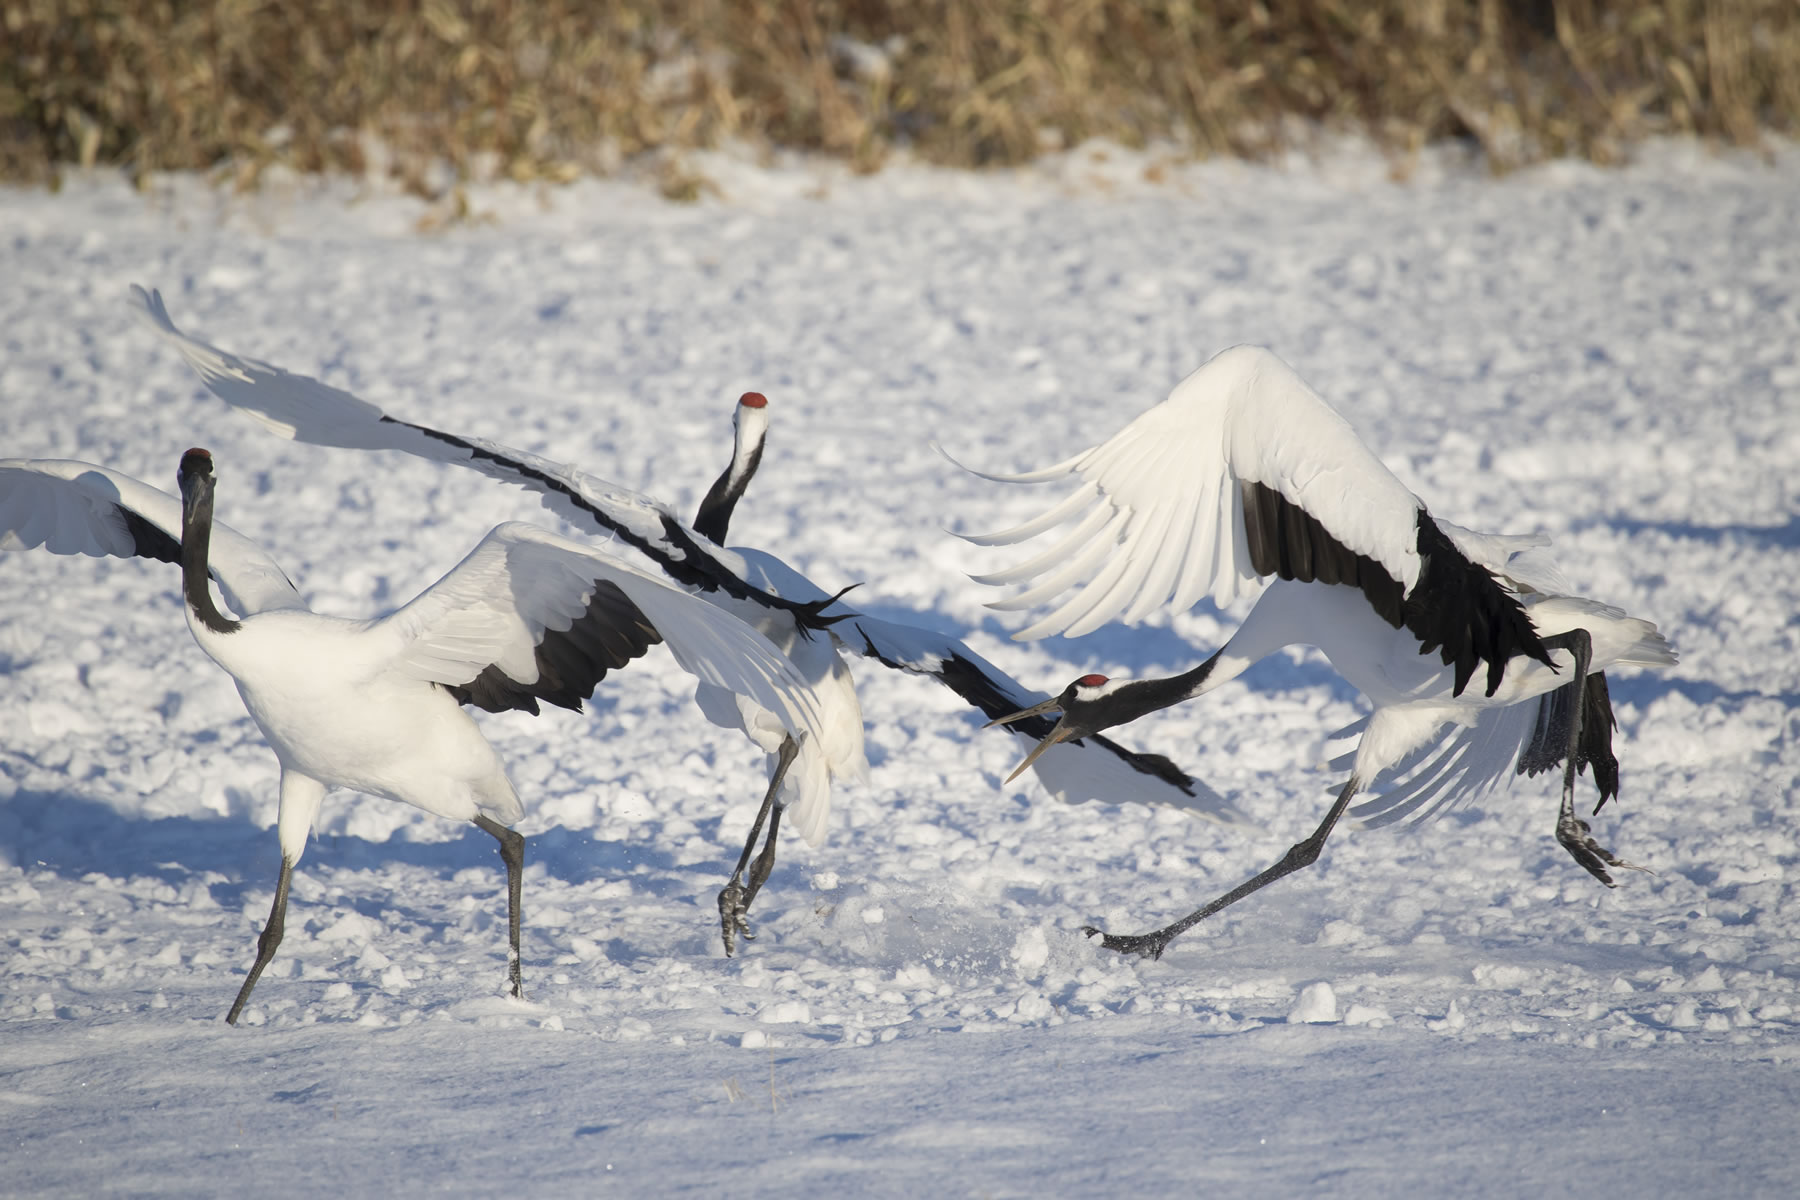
448 581 660 716
1410 513 1552 700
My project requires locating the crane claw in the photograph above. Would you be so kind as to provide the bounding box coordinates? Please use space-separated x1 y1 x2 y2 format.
1555 814 1651 887
718 883 757 956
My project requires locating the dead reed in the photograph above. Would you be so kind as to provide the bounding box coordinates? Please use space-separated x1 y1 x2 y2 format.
4 1 1794 192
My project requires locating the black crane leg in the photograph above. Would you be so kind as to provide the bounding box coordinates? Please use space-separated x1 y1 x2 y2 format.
1536 630 1644 886
474 815 525 997
225 857 294 1024
718 736 799 956
1084 775 1364 961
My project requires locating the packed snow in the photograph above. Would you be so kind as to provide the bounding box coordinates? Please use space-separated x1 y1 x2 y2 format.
3 139 1798 1196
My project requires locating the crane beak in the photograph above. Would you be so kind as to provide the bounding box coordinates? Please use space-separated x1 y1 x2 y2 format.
982 695 1064 730
1002 722 1077 784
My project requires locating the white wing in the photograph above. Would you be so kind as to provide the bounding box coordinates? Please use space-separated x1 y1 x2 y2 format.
378 522 837 778
949 345 1425 639
132 285 828 624
0 458 305 618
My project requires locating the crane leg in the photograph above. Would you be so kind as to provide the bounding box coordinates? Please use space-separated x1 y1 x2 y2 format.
474 815 525 997
1084 775 1364 961
1537 630 1644 887
718 735 798 956
225 857 294 1024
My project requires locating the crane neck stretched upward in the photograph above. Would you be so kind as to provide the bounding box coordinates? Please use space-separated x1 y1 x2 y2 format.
692 394 769 545
177 449 241 636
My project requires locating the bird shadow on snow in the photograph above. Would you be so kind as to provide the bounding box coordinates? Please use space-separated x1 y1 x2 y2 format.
0 787 269 888
963 611 1219 678
1600 512 1800 551
1605 670 1800 715
0 786 687 910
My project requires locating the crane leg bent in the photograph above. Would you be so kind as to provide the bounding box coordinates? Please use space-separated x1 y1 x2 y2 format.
1084 775 1364 961
474 815 525 997
718 735 798 956
225 856 294 1024
1537 630 1644 887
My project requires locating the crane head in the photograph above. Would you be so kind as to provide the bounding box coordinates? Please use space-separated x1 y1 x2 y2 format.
985 673 1120 783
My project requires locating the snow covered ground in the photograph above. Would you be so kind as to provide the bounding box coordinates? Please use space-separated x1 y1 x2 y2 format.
3 139 1797 1196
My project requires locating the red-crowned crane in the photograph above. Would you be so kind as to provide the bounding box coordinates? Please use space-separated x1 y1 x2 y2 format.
956 345 1675 960
0 450 832 1019
131 286 1251 955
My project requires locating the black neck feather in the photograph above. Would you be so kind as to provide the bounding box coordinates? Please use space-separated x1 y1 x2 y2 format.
181 483 240 635
693 439 764 545
1098 654 1221 727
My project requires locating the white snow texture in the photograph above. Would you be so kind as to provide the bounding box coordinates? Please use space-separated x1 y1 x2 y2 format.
3 140 1798 1196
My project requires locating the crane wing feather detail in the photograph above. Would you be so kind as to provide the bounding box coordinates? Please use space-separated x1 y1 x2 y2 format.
950 346 1424 635
0 459 304 618
954 345 1556 697
377 522 831 742
131 286 838 628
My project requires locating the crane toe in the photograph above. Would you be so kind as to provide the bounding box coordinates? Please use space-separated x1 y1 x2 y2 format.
1555 813 1647 888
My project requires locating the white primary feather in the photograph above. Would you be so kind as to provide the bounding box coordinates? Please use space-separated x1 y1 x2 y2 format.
132 285 762 600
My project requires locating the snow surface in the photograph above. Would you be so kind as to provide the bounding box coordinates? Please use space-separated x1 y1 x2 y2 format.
3 139 1798 1196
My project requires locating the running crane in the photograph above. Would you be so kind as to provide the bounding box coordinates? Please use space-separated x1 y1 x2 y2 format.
132 287 1249 957
0 450 831 1018
958 345 1675 960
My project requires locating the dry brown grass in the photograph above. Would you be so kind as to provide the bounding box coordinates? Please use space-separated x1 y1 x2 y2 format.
4 1 1795 193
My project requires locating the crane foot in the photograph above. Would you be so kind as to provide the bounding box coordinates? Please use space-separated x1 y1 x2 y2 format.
718 882 756 957
1555 813 1651 887
1081 925 1170 961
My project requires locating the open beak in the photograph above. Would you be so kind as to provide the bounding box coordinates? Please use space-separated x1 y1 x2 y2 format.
1002 720 1078 784
982 695 1064 730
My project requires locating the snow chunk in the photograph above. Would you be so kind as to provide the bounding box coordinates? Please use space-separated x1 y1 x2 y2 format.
1315 920 1364 947
316 913 381 944
1686 966 1725 992
1288 982 1338 1024
759 1001 811 1025
1010 927 1049 974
